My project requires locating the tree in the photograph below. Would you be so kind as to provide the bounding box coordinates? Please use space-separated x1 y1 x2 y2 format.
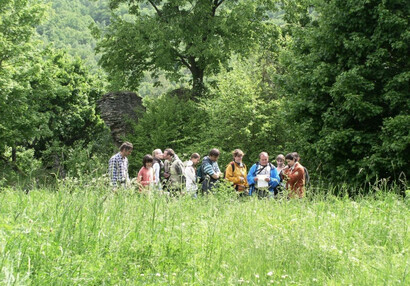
0 0 108 177
0 0 46 164
96 0 278 95
200 51 290 166
279 0 410 184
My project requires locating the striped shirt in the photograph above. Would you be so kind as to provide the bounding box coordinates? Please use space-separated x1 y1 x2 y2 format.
202 156 220 176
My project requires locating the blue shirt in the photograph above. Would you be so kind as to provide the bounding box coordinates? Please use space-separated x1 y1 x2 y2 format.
247 163 280 195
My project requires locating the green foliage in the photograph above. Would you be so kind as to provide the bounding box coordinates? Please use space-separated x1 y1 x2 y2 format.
200 53 290 166
0 0 112 184
96 0 279 94
279 0 410 183
36 0 112 71
125 49 291 172
126 93 208 172
0 0 47 149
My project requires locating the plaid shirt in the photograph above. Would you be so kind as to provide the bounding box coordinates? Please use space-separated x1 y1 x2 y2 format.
108 152 129 186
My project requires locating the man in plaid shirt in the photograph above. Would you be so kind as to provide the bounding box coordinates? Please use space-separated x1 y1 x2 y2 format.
108 142 133 187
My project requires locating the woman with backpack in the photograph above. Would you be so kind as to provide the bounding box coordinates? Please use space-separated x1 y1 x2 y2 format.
225 149 249 196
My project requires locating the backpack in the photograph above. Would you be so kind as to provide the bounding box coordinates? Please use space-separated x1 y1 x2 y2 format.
223 161 247 178
197 157 213 183
174 159 186 184
304 166 310 187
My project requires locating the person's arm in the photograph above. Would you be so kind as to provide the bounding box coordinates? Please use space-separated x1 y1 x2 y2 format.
268 167 280 189
137 168 143 184
243 166 249 187
203 161 217 179
247 164 257 185
288 166 305 183
185 165 195 183
163 161 170 178
153 163 160 183
108 158 118 186
225 163 234 183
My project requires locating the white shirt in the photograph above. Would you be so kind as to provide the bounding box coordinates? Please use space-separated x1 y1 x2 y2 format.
185 160 198 192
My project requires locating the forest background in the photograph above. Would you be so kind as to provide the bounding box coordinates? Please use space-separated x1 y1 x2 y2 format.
1 0 409 193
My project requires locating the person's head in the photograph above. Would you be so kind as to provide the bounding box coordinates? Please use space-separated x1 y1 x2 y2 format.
142 154 154 168
259 152 269 166
232 149 244 163
119 142 133 157
152 149 163 160
285 153 296 167
276 154 285 166
163 148 175 161
292 152 300 162
209 148 220 162
190 153 201 165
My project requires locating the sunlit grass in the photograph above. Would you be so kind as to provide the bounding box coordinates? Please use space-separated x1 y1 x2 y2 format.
0 181 408 285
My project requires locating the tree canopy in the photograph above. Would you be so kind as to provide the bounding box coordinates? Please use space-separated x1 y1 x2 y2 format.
279 0 410 183
96 0 279 95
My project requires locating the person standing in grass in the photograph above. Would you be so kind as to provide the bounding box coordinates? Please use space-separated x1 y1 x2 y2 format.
185 153 201 195
163 148 185 194
137 155 155 191
200 148 222 194
225 149 248 196
292 152 310 188
152 149 164 189
275 154 286 174
108 142 133 188
275 154 287 195
282 153 305 198
247 152 280 198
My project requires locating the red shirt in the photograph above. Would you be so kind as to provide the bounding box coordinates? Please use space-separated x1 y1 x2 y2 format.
137 167 155 187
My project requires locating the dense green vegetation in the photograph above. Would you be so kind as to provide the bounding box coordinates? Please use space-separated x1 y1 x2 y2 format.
279 0 410 183
1 0 409 188
0 183 408 284
1 1 409 284
0 0 111 185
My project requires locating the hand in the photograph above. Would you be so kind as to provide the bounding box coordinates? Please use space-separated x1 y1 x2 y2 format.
164 172 170 178
254 176 258 181
264 177 270 182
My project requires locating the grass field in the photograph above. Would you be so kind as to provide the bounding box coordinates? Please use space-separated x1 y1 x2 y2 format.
0 181 408 285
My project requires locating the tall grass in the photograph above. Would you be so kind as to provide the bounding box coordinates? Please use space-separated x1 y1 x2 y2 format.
0 180 408 285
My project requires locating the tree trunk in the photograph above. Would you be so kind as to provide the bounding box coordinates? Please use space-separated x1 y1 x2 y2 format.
12 146 16 163
189 57 205 97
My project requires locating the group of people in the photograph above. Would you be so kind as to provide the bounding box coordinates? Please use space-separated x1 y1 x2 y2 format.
108 142 309 199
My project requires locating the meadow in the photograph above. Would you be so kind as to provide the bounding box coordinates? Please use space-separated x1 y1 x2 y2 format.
0 180 408 285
